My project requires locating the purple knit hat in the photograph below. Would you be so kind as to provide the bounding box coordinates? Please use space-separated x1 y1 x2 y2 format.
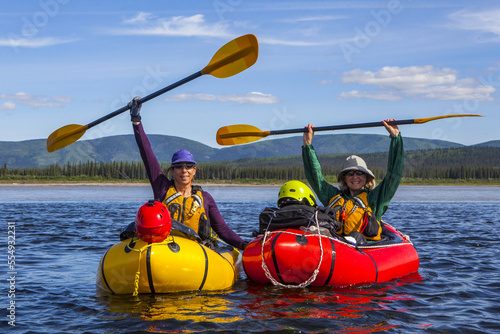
171 149 196 164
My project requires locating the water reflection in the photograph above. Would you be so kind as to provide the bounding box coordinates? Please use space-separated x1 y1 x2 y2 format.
98 272 424 333
101 292 243 324
240 272 424 332
2 185 498 333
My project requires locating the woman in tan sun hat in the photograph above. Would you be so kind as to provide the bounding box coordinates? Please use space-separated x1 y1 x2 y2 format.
302 119 403 242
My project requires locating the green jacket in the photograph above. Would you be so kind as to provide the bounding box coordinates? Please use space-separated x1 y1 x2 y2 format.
302 134 404 221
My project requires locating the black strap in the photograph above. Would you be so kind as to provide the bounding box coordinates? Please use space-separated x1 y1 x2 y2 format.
171 220 201 241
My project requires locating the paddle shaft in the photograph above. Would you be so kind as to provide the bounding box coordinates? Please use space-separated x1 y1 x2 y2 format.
86 46 255 129
271 119 416 135
87 71 202 129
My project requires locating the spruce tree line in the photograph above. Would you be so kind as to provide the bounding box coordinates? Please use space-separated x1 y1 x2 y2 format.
1 159 498 181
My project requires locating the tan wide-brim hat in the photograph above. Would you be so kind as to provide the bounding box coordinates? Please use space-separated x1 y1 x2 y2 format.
337 155 375 180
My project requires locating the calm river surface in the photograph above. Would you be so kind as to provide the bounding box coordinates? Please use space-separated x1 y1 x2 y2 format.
1 185 499 333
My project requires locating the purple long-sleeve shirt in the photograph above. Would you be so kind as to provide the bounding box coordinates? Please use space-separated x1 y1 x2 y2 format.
133 122 246 250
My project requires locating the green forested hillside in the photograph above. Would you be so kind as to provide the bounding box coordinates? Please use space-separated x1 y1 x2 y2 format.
0 135 218 168
473 140 500 147
2 146 499 183
201 146 500 180
1 133 465 168
2 132 497 184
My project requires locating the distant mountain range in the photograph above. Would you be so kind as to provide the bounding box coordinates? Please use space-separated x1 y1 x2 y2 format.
1 134 499 168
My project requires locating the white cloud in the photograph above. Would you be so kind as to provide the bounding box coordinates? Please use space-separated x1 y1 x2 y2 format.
449 8 500 36
280 15 347 23
342 66 457 89
338 66 496 101
52 96 73 103
259 37 343 46
114 13 349 46
164 93 217 102
113 13 346 46
218 92 281 104
317 80 333 85
111 14 231 38
0 102 15 111
123 12 154 25
0 37 76 48
338 90 402 101
0 92 70 108
165 92 280 104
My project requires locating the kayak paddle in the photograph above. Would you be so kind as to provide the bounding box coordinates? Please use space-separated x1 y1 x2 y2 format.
47 34 259 152
216 114 484 146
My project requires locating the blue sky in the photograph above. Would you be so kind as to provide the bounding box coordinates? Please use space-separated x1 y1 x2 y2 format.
1 0 499 148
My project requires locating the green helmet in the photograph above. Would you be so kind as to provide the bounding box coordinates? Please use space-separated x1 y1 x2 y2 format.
277 180 317 207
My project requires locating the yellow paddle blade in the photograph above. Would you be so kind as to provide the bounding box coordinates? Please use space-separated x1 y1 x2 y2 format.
46 124 88 152
202 34 258 78
216 124 270 146
414 114 484 124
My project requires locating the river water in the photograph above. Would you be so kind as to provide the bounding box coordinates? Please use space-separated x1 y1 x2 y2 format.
1 185 499 333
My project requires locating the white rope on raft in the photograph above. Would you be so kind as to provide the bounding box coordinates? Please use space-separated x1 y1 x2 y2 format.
260 211 325 288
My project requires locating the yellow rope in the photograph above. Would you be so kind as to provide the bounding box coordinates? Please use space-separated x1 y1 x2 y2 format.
125 236 175 296
133 262 142 296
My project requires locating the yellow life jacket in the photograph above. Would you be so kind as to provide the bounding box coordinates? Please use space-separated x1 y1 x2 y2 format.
328 191 382 241
163 185 211 239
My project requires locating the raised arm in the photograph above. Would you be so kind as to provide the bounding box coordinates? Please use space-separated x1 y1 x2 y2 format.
302 124 340 206
130 98 170 201
367 126 404 220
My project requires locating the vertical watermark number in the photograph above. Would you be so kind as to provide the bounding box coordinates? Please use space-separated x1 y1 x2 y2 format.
6 222 16 327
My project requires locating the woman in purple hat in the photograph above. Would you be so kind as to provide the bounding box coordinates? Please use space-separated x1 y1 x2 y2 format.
302 119 403 243
128 98 248 250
